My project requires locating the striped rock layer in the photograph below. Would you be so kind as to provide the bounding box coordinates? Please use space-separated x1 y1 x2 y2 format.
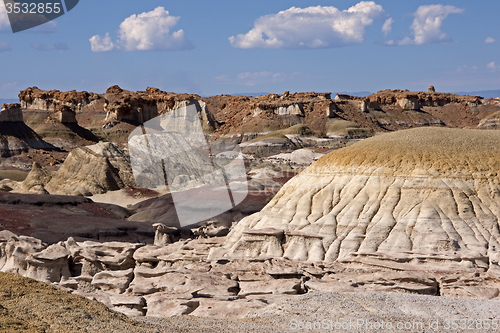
218 128 500 273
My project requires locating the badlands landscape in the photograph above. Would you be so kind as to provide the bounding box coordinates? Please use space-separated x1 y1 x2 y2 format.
0 86 500 331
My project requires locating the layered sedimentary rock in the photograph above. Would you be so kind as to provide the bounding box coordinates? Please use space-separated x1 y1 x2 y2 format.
366 89 482 107
2 226 500 321
477 110 500 129
219 128 500 273
103 86 219 132
16 162 52 194
326 119 374 138
55 105 77 123
44 142 135 196
19 86 101 112
254 103 304 117
0 103 23 122
0 192 153 244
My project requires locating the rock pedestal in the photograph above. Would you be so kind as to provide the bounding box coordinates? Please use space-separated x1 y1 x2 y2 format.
55 105 77 123
153 223 178 246
0 103 23 122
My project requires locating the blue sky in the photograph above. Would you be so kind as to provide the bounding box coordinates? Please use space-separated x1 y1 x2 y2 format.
0 0 499 98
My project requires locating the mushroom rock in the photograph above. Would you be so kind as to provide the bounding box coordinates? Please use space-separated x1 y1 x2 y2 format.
218 128 500 273
153 223 178 246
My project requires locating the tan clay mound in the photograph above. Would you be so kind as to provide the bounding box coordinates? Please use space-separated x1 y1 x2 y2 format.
313 127 500 178
0 272 150 332
219 127 500 272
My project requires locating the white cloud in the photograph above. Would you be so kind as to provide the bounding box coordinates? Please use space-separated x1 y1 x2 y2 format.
229 1 387 49
90 7 194 52
485 37 497 44
216 71 298 86
385 5 463 46
0 4 10 52
487 62 499 70
382 18 394 36
89 33 115 52
0 2 10 31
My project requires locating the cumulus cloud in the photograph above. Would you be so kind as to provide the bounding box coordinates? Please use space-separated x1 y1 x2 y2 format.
89 33 114 52
485 37 497 44
229 1 387 49
385 4 463 46
382 18 394 36
30 42 69 52
90 7 194 52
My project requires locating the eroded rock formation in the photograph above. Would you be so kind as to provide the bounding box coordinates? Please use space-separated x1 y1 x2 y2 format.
0 103 23 122
1 225 499 320
19 86 101 112
44 142 135 196
218 128 500 275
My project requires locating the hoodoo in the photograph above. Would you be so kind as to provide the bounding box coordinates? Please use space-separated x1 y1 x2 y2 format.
218 127 500 273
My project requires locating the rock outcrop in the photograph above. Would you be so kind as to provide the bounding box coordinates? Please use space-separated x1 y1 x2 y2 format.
55 105 77 123
19 86 101 112
254 103 304 117
0 103 23 122
44 142 135 196
103 86 220 132
477 110 500 129
326 119 375 138
366 89 482 107
218 128 500 274
16 162 52 194
1 226 500 321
